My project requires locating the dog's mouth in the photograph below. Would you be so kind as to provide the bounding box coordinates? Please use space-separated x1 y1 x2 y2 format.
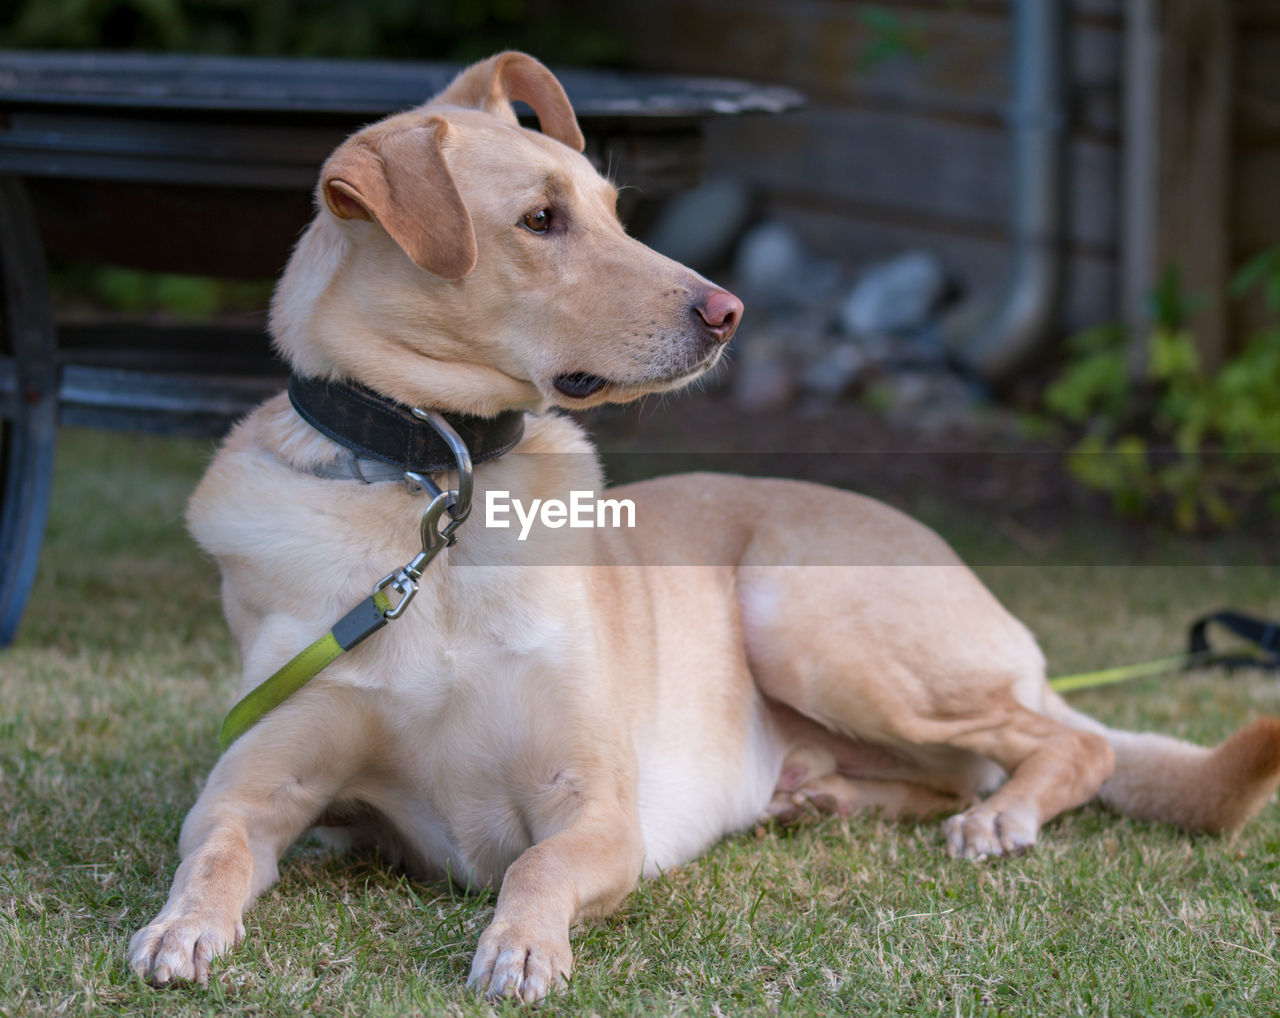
552 348 727 404
552 372 611 400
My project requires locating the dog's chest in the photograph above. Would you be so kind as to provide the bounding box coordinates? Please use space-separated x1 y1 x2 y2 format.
321 595 602 889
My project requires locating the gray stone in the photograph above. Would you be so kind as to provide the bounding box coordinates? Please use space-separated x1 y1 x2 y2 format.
882 369 984 436
732 334 795 412
839 250 947 337
733 221 809 305
798 342 868 399
643 176 753 272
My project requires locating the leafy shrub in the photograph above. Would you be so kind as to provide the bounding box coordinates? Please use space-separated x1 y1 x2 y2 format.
1043 254 1280 532
49 262 273 321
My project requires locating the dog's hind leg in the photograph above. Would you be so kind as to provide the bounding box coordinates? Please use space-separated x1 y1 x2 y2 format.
765 717 969 823
936 706 1115 859
128 686 372 985
767 772 968 824
740 562 1116 859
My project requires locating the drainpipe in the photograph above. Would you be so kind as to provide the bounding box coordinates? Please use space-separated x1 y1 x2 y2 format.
1119 0 1158 334
955 0 1069 384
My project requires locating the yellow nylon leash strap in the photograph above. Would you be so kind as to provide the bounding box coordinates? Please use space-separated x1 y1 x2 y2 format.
218 590 394 751
1048 610 1280 694
1049 654 1195 693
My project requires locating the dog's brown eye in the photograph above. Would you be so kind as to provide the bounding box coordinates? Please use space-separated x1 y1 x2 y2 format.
522 207 553 233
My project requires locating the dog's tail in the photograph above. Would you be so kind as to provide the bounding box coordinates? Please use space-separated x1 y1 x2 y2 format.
1042 691 1280 833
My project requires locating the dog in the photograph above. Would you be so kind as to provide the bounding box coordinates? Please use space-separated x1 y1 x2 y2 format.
128 52 1280 1002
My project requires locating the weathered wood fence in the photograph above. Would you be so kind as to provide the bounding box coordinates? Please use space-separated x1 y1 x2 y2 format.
600 0 1280 360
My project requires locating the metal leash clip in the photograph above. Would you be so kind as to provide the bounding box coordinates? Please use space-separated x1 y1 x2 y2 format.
374 410 475 620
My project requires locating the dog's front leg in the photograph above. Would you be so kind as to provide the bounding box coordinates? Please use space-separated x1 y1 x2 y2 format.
129 690 368 985
468 804 644 1003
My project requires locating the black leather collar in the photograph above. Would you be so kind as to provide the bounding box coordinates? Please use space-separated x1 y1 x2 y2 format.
287 374 526 475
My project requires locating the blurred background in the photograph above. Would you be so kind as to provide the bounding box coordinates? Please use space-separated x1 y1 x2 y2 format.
2 0 1278 541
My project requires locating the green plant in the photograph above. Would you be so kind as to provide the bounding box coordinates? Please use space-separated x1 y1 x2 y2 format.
1044 255 1280 532
855 6 929 71
855 2 972 72
48 262 273 321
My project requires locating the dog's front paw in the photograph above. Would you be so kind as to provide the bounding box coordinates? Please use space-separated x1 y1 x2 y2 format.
944 803 1037 861
467 917 571 1003
128 908 244 986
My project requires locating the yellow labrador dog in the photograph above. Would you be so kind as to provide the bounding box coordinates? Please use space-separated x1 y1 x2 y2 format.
129 52 1280 1002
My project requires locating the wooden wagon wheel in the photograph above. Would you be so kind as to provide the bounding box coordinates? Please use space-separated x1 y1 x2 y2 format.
0 175 58 645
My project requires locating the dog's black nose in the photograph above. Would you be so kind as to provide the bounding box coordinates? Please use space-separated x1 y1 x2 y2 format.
694 289 743 345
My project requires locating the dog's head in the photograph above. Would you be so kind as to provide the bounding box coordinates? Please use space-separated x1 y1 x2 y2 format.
272 51 742 416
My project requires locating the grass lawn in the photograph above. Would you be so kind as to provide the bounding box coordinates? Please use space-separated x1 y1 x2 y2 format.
2 428 1278 1017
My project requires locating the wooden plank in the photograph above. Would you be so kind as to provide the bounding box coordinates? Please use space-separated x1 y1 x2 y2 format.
614 0 1121 22
1237 33 1280 142
774 202 1118 334
1231 12 1280 338
27 178 313 278
702 107 1119 251
1153 0 1234 367
1233 147 1280 252
613 0 1122 133
1239 0 1280 26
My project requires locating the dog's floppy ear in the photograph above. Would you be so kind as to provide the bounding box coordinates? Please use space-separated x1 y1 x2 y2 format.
320 117 478 280
434 50 585 153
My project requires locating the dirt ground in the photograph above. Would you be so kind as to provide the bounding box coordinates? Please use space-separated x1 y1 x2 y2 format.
582 386 1077 522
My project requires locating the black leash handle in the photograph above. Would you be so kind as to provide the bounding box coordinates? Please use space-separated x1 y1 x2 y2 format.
1187 610 1280 672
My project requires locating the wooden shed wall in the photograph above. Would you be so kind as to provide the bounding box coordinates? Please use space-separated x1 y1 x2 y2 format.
596 0 1280 345
1237 4 1280 261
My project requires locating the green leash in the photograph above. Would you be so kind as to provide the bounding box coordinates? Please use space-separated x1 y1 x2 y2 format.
219 590 395 750
1050 654 1196 693
219 453 469 751
1048 610 1280 693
